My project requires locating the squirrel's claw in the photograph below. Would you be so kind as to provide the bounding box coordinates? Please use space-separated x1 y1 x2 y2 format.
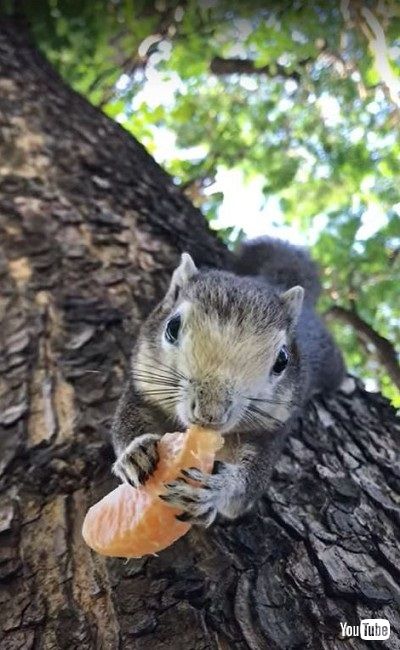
160 479 217 526
175 509 216 527
160 466 232 527
162 461 249 525
112 433 161 487
180 467 211 485
180 461 228 485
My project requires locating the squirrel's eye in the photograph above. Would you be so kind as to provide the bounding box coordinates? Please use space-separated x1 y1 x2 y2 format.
165 314 181 344
272 346 288 374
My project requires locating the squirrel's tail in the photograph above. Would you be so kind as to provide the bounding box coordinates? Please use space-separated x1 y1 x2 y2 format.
234 237 321 305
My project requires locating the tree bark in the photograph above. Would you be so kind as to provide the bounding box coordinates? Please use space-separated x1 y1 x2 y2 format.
0 19 399 650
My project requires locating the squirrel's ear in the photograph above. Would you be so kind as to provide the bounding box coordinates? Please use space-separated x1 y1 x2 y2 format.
166 253 198 302
281 285 304 327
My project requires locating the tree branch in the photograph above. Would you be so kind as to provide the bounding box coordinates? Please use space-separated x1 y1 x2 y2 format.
209 56 305 81
96 4 185 108
341 0 400 115
327 305 400 389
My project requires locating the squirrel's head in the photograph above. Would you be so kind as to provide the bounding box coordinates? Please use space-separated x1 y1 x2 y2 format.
134 253 304 434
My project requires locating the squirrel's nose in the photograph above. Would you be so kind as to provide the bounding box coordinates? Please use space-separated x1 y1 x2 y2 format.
189 398 231 427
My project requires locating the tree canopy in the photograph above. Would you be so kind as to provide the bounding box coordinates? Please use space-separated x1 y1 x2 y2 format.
15 0 400 404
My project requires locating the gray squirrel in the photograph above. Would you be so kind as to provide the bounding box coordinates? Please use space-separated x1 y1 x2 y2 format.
112 238 345 526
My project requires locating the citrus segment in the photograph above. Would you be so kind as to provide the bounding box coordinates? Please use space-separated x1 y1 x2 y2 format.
82 427 223 557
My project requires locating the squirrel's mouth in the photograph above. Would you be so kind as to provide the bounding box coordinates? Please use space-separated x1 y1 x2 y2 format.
184 412 239 435
176 397 240 435
187 419 228 431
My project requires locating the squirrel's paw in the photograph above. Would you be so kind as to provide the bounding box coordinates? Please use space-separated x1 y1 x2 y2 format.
112 433 161 487
160 461 245 527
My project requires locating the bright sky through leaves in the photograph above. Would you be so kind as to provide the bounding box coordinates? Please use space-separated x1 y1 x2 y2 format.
25 0 400 404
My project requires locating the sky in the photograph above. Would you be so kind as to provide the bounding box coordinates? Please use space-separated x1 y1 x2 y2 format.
150 126 312 245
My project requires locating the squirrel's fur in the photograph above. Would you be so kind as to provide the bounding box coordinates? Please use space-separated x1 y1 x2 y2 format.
111 238 345 526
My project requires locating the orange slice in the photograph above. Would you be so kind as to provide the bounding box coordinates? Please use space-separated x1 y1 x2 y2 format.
82 427 223 557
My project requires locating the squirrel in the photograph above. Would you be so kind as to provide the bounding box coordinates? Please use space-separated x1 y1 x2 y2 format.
111 238 345 526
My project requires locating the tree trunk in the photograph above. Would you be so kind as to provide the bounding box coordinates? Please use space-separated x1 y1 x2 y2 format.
0 19 399 650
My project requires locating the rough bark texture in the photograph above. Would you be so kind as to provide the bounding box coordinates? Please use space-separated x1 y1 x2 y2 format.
0 19 399 650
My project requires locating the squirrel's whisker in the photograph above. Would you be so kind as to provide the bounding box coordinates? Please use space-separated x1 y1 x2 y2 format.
152 395 179 404
152 396 180 403
245 411 271 431
141 351 187 381
133 365 182 382
133 382 179 391
244 396 292 407
143 389 181 399
132 366 182 380
242 411 268 433
139 389 180 396
246 403 284 427
240 411 258 430
248 402 280 420
132 373 179 388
